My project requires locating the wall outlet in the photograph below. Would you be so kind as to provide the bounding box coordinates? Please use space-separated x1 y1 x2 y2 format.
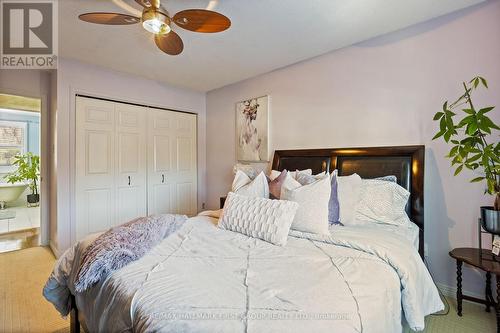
424 243 429 258
202 202 206 209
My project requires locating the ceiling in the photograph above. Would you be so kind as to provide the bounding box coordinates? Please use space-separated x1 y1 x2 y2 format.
59 0 485 92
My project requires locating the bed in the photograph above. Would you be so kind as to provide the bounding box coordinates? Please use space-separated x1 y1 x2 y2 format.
44 145 442 333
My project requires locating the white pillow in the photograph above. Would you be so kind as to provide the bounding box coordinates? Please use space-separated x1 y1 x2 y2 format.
296 171 327 185
233 163 260 179
269 169 312 181
232 170 269 198
355 179 411 226
281 174 331 235
219 192 299 246
337 173 362 226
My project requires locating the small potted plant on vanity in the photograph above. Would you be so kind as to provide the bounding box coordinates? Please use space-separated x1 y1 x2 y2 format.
4 152 40 206
433 76 499 234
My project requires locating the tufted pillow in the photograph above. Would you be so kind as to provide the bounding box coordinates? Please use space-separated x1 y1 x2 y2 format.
329 173 398 225
232 171 269 198
355 179 410 226
375 175 397 183
281 174 331 235
219 192 299 246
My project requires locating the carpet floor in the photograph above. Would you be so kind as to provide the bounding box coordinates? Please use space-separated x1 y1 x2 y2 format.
0 246 496 333
0 246 69 333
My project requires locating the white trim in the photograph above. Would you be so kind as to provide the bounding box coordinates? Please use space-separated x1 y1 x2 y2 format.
0 108 41 116
0 87 49 246
436 282 486 301
49 240 60 258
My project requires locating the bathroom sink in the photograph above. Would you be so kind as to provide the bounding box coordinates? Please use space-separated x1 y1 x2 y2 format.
0 183 28 209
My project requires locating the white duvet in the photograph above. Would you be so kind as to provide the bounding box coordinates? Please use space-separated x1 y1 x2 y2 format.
44 215 443 333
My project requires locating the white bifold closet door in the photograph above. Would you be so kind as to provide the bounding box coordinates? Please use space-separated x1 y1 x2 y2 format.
75 96 197 241
147 109 198 216
115 102 148 224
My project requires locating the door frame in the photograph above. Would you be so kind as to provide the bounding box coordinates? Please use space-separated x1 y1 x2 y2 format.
0 87 49 246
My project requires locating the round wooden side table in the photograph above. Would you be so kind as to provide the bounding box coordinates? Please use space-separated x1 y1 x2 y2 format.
449 247 500 333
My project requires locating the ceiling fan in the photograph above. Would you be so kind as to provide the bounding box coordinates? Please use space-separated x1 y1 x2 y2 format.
78 0 231 56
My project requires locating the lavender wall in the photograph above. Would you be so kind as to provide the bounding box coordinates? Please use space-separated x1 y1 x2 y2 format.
53 58 206 255
206 1 500 295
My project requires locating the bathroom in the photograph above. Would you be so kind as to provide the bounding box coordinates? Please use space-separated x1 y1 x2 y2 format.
0 93 41 252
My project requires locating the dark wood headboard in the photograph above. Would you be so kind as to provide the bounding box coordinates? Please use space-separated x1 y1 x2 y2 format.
272 145 425 258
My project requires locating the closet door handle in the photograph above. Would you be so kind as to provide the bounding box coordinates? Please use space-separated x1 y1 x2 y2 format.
128 176 131 186
162 174 165 184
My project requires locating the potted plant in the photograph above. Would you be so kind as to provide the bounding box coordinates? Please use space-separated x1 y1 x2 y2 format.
4 152 40 205
433 76 499 233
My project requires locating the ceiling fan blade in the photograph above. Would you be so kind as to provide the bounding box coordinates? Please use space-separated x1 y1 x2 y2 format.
173 9 231 33
79 12 140 25
155 31 184 55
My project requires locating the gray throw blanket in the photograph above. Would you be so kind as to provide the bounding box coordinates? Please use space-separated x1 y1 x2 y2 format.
74 214 187 293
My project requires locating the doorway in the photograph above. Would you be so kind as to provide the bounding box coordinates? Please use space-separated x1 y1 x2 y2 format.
0 93 42 253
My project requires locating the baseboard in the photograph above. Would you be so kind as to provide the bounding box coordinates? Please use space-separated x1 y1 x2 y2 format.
49 240 61 258
436 282 485 301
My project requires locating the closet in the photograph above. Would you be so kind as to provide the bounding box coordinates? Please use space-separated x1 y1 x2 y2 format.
75 96 197 241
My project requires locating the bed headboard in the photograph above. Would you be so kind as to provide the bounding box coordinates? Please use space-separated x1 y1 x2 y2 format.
272 145 425 258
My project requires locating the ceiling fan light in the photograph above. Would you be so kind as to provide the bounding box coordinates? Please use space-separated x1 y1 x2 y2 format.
143 18 170 34
142 9 171 35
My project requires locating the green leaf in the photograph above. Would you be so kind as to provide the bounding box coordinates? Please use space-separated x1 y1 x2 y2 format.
448 146 459 157
454 164 464 176
480 77 488 88
432 131 445 140
463 108 475 115
479 122 492 134
466 123 478 135
482 154 490 169
452 155 463 165
478 106 495 115
433 112 444 121
445 114 454 130
459 147 469 158
470 177 485 183
466 153 482 163
481 116 500 130
444 131 453 143
439 116 447 132
457 115 474 128
486 150 500 163
487 179 496 195
442 101 448 112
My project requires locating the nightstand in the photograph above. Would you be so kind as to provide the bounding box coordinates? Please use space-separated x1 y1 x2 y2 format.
449 247 500 332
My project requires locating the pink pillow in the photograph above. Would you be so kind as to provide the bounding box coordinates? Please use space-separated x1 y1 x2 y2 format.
269 170 288 199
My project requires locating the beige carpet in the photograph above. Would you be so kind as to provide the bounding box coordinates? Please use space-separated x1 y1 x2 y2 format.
0 246 69 333
417 297 496 333
0 246 496 333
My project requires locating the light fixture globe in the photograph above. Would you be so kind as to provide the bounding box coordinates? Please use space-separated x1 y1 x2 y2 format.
142 8 171 34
